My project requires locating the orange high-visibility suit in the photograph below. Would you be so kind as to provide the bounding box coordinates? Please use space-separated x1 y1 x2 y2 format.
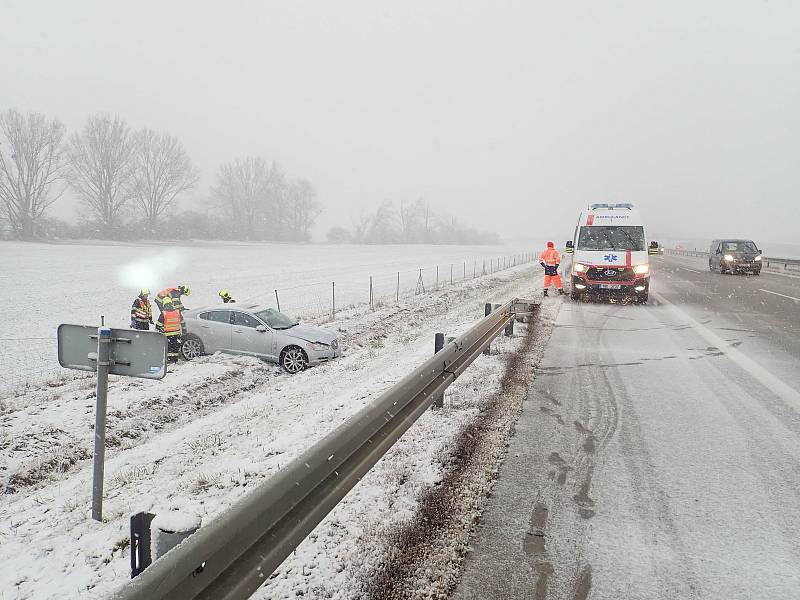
538 244 563 291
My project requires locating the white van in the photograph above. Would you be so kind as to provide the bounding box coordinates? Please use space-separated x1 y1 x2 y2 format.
564 203 659 302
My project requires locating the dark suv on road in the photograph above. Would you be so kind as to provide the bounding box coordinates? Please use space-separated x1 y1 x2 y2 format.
709 239 762 274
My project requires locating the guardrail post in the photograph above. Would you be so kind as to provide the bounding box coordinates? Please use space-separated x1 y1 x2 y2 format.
504 315 514 337
151 512 201 562
433 332 445 409
483 303 493 355
331 282 335 318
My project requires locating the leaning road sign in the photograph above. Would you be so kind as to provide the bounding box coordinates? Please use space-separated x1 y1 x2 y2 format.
57 324 167 379
57 323 168 521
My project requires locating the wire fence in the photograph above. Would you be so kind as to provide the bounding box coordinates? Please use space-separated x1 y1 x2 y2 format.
0 252 535 400
252 253 534 318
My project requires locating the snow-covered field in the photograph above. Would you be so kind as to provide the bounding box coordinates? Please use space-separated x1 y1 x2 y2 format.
0 241 533 396
0 251 542 600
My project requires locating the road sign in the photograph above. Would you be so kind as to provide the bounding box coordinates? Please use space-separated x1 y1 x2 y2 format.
57 324 167 379
57 323 169 521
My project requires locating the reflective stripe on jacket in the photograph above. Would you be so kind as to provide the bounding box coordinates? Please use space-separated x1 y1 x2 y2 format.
539 248 561 266
131 297 152 321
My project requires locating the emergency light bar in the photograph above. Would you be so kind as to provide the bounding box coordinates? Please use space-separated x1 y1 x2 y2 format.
588 202 635 210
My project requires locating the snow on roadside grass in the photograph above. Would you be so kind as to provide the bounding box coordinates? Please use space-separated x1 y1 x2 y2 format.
0 263 540 599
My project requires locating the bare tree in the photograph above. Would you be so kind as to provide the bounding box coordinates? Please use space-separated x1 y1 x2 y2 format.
67 114 136 228
212 156 273 240
0 109 67 239
287 178 322 241
365 200 400 243
130 129 199 232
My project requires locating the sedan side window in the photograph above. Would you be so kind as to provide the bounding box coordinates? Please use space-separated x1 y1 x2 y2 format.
233 312 261 328
206 310 233 324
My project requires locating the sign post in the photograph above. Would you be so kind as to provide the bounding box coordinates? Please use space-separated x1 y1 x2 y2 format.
92 327 112 521
57 323 167 521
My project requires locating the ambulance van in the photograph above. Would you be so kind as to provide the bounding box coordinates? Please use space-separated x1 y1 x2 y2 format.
564 203 660 303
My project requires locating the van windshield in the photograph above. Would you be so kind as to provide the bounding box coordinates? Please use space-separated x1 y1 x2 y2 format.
578 226 645 251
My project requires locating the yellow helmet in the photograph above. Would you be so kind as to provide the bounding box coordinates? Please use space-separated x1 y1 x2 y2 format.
180 284 191 295
162 296 174 306
219 289 230 298
140 288 150 296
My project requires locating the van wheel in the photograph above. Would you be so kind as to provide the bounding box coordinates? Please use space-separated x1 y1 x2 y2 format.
570 288 582 301
181 335 204 360
280 346 308 374
637 292 649 304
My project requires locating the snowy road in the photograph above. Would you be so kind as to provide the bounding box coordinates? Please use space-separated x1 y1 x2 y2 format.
454 256 800 600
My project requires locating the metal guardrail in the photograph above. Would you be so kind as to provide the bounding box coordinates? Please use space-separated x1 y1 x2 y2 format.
665 249 800 272
111 297 537 600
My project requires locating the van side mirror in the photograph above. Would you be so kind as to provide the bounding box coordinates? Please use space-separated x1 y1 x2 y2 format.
648 241 660 255
255 325 267 333
565 240 574 254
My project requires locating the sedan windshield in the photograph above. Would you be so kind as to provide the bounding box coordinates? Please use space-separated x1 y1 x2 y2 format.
254 308 298 330
577 226 645 251
722 241 758 253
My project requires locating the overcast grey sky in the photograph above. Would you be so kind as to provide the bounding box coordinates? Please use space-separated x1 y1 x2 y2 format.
1 0 798 243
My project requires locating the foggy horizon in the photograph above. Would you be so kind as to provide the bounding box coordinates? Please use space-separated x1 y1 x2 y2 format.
1 0 798 244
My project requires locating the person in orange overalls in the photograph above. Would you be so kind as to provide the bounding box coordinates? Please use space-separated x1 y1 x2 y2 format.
156 296 184 362
539 241 565 297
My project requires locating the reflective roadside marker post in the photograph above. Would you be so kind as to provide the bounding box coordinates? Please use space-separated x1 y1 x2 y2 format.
57 323 167 523
92 327 112 521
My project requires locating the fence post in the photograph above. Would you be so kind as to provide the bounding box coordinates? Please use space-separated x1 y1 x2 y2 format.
274 289 281 313
436 265 439 289
483 259 486 276
369 276 374 311
450 264 453 285
483 303 493 355
463 261 466 280
433 332 445 409
331 282 335 318
473 261 476 278
396 272 400 302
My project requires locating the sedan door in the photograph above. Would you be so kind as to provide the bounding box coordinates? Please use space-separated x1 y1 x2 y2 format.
197 310 233 352
232 311 275 360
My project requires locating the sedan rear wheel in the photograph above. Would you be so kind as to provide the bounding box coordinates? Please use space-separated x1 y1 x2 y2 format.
280 346 308 374
181 335 204 360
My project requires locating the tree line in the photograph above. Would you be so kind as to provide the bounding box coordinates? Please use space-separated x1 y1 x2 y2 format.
0 108 321 241
327 199 500 245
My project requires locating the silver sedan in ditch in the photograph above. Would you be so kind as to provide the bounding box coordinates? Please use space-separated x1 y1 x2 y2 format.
180 304 340 373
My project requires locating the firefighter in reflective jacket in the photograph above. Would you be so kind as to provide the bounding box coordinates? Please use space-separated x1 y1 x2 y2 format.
155 284 191 312
539 241 565 296
156 296 184 361
130 288 153 330
219 289 236 303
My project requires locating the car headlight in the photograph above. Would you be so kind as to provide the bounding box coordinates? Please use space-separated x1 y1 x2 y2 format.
724 254 734 261
574 263 587 273
633 264 649 274
754 255 762 261
308 341 330 351
330 339 339 350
